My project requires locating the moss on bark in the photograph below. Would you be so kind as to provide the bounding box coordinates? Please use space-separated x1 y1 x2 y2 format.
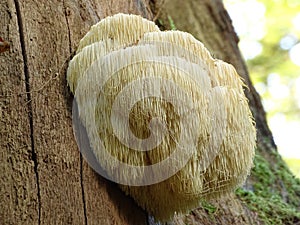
236 148 300 225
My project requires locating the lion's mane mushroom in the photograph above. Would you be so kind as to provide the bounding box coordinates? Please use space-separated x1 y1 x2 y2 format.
67 13 256 222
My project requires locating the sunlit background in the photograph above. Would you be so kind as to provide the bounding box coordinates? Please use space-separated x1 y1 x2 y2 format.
224 0 300 177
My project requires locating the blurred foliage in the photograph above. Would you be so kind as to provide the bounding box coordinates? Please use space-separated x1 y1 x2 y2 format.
225 0 300 119
247 0 300 120
284 158 300 178
224 0 300 177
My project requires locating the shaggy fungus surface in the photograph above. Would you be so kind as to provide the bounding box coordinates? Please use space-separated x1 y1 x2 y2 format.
67 13 256 222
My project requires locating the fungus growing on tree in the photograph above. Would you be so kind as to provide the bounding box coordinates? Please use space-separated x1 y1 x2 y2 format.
67 13 256 221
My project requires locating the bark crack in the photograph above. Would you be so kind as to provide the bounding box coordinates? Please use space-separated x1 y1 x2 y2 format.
13 0 41 224
63 1 72 54
80 157 88 225
62 1 88 224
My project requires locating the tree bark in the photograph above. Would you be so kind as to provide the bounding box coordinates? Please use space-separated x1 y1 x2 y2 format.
1 0 299 225
1 1 152 224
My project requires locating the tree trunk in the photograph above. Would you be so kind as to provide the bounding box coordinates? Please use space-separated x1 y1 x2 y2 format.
1 0 299 225
1 1 151 224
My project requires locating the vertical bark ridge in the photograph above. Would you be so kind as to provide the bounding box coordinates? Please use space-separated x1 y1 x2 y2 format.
80 157 88 225
13 0 41 224
62 2 88 224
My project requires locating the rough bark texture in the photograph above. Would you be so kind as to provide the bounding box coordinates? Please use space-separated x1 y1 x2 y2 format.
1 0 299 225
1 1 152 224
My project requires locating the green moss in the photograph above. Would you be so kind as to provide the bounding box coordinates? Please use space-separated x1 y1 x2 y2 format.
155 15 176 31
167 16 176 30
236 149 300 225
157 19 164 27
198 200 217 221
201 200 217 215
236 188 300 224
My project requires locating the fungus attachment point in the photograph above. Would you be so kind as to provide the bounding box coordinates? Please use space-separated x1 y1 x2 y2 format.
67 13 256 222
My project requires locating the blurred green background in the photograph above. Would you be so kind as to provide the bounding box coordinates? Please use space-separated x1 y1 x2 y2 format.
224 0 300 177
